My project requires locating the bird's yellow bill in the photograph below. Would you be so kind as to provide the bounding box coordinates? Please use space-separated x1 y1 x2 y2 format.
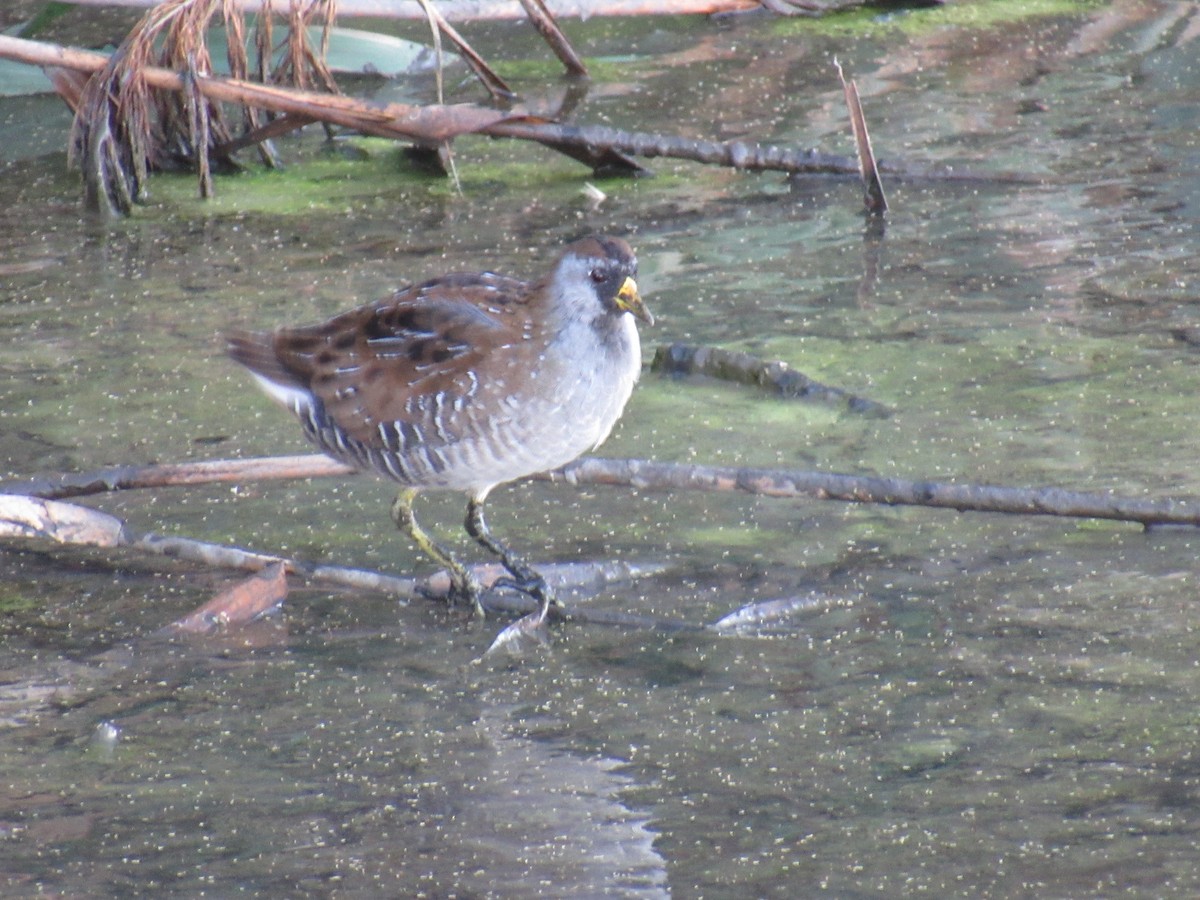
616 276 654 326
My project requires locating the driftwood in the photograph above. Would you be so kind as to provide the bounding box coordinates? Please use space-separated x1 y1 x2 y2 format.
652 343 892 417
6 454 1200 529
1 35 863 176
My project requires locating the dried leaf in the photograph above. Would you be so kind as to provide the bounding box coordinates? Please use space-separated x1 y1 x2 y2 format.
166 561 288 634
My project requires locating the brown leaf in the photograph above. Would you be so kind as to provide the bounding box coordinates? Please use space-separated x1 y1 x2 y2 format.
166 562 288 634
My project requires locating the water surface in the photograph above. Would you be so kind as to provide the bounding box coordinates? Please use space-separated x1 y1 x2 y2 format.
2 1 1200 895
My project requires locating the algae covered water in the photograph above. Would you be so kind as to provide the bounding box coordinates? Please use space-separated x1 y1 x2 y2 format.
2 2 1200 895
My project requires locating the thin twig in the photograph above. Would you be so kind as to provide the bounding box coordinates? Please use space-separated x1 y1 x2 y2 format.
548 458 1200 530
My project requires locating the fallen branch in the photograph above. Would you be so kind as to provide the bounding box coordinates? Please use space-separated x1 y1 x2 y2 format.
2 454 356 499
5 454 1199 529
550 459 1200 529
161 562 289 634
0 491 414 590
1 34 1006 185
6 454 1187 640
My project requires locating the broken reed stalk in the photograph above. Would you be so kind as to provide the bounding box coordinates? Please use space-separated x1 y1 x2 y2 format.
39 0 594 210
56 0 343 214
517 0 589 78
835 58 886 214
414 0 514 100
6 454 1200 529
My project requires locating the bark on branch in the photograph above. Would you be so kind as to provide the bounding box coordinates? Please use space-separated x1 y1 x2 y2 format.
548 458 1199 529
6 454 1198 529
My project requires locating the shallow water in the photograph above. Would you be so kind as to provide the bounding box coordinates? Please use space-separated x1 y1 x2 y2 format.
3 1 1200 895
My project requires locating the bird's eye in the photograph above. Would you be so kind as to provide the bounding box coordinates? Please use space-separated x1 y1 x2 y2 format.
589 269 607 284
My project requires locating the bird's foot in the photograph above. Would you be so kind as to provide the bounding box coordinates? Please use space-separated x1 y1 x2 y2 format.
427 572 485 619
490 573 559 623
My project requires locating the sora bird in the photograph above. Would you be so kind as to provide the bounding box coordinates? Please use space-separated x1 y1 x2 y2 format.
227 235 652 622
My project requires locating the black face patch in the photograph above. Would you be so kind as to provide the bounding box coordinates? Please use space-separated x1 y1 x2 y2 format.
587 257 637 314
588 263 623 305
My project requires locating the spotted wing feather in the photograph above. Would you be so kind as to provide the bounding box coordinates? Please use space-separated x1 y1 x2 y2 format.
229 272 536 448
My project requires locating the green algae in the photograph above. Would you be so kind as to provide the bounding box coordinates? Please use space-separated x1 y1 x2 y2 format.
137 134 659 218
774 0 1106 38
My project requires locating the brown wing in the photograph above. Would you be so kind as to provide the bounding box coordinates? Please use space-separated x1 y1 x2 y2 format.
261 272 535 447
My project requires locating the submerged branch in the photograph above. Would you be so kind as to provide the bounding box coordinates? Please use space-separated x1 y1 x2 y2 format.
652 343 892 416
0 492 679 627
484 117 866 177
6 454 1200 529
0 491 413 592
5 454 1191 636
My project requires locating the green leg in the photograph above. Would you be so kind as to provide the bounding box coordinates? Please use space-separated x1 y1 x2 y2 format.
391 488 482 616
465 497 556 622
